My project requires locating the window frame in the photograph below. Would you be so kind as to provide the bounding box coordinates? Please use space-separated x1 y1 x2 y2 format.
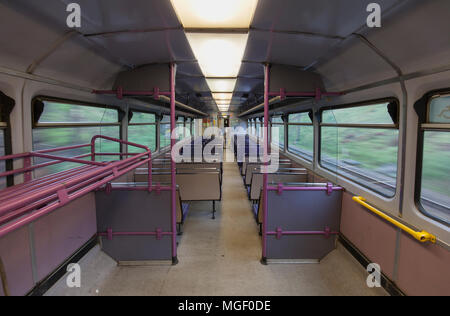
31 96 124 168
32 96 123 129
186 117 193 137
159 115 172 150
176 116 186 140
0 92 14 188
256 117 263 138
318 97 400 198
414 89 450 226
287 110 314 161
270 115 285 150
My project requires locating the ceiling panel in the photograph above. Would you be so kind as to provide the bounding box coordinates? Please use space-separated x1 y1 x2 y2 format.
7 0 181 35
0 1 66 71
176 77 210 94
251 0 401 38
2 0 418 115
238 62 264 78
72 0 181 34
244 30 341 67
363 0 450 74
34 34 124 89
177 62 203 77
314 37 398 91
88 30 195 67
234 77 263 94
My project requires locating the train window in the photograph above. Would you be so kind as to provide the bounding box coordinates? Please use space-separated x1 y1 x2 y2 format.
160 115 171 149
0 92 14 189
417 94 450 225
271 116 285 150
255 118 261 138
177 116 185 141
128 111 156 153
193 118 199 137
0 126 5 189
186 118 192 137
288 112 313 161
320 100 399 197
32 98 121 178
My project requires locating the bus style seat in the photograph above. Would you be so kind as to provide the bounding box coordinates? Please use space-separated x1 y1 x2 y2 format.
134 169 172 183
176 189 189 236
244 162 292 186
242 158 291 178
177 162 223 184
176 170 222 219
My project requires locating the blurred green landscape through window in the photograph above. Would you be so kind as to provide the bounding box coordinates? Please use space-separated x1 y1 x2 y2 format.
32 101 120 178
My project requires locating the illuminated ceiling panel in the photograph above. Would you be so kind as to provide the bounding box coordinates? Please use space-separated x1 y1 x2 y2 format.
186 33 248 78
216 101 232 106
212 93 234 101
206 78 237 93
170 0 258 113
170 0 258 28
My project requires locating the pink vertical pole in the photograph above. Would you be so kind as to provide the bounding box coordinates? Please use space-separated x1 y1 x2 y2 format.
91 138 96 162
170 63 178 264
147 154 152 192
261 63 270 264
23 156 32 182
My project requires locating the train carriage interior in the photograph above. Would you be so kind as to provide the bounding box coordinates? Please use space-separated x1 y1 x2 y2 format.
0 0 449 299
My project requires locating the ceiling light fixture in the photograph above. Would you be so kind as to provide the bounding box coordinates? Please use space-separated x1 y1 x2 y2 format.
170 0 259 114
206 78 237 93
212 93 234 101
170 0 258 28
186 33 248 78
216 101 232 106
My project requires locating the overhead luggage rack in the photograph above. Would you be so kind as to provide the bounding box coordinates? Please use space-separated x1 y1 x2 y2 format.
0 135 153 239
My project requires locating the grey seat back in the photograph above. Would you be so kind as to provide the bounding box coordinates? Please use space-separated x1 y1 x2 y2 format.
250 171 308 201
176 171 221 201
245 163 292 185
96 187 174 262
262 183 342 260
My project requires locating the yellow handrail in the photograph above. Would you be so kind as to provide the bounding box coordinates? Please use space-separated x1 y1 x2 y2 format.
352 196 436 244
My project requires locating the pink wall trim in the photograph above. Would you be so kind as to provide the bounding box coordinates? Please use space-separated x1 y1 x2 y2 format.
33 193 97 281
341 191 450 296
340 192 397 279
0 226 34 296
396 233 450 296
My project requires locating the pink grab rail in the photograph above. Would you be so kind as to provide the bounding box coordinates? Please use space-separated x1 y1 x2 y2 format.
0 135 152 238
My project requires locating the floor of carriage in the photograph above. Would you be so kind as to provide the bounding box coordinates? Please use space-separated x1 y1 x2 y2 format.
46 162 387 296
